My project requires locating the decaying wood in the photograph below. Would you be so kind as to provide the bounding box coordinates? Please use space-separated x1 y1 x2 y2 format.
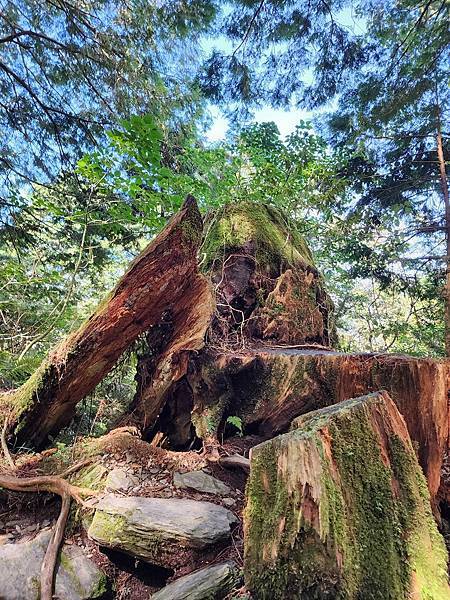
0 196 207 449
122 270 214 435
1 418 15 469
186 348 449 501
245 391 450 599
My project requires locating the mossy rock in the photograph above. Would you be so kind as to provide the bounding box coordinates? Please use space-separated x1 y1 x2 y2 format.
0 529 108 599
88 495 237 568
244 391 450 599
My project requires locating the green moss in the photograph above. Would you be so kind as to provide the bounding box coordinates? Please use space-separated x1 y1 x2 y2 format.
329 409 410 597
90 573 108 599
388 435 450 600
245 394 450 599
60 549 108 598
7 360 49 425
89 509 173 565
89 511 128 544
178 213 202 247
68 463 108 530
202 202 315 273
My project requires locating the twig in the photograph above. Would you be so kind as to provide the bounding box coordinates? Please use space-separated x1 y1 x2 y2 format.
232 0 265 56
1 418 15 469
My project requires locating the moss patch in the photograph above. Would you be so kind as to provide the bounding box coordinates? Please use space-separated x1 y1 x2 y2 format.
202 202 315 272
244 392 450 599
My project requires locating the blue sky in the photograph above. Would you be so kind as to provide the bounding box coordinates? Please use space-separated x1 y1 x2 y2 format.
202 5 366 142
205 104 313 141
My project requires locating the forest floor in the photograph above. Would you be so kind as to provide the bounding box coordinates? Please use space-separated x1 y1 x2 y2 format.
0 434 255 599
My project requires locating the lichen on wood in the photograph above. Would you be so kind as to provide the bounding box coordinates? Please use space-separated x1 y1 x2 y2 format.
244 391 450 599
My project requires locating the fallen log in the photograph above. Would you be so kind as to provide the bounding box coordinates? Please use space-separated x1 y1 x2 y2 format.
0 196 207 449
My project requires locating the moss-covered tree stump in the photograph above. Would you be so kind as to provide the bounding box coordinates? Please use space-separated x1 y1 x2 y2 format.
244 391 450 599
201 201 336 347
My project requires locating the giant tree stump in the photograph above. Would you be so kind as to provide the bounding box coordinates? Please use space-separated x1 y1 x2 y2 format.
187 347 449 500
244 391 450 599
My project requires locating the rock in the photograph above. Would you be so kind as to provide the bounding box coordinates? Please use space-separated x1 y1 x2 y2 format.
71 463 108 492
173 470 232 496
222 498 236 507
0 529 107 600
150 561 240 600
105 467 139 491
88 495 237 567
189 347 449 501
244 391 450 599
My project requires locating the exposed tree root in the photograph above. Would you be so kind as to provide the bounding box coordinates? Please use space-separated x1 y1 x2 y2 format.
218 454 250 472
40 493 71 600
0 465 98 599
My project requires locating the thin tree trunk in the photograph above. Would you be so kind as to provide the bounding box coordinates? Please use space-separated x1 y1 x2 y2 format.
0 196 207 449
436 109 450 356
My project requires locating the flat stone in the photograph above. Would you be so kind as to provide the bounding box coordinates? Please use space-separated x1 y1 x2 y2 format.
105 468 139 491
151 561 240 600
0 530 107 600
88 495 237 566
173 470 232 496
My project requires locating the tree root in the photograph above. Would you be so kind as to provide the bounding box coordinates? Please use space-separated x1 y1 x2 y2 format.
1 417 15 469
40 493 71 600
0 466 98 600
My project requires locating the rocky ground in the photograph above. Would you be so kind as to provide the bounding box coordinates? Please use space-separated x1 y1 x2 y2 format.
0 434 252 599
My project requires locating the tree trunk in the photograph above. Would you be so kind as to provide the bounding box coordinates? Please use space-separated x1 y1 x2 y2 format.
0 196 207 449
436 113 450 356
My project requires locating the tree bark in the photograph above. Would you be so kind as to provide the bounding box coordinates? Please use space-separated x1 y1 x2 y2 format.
0 196 206 449
436 111 450 356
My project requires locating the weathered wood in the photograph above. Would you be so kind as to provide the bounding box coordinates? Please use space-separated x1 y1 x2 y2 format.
0 196 208 449
202 202 336 348
187 348 449 501
122 268 214 435
244 391 450 599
